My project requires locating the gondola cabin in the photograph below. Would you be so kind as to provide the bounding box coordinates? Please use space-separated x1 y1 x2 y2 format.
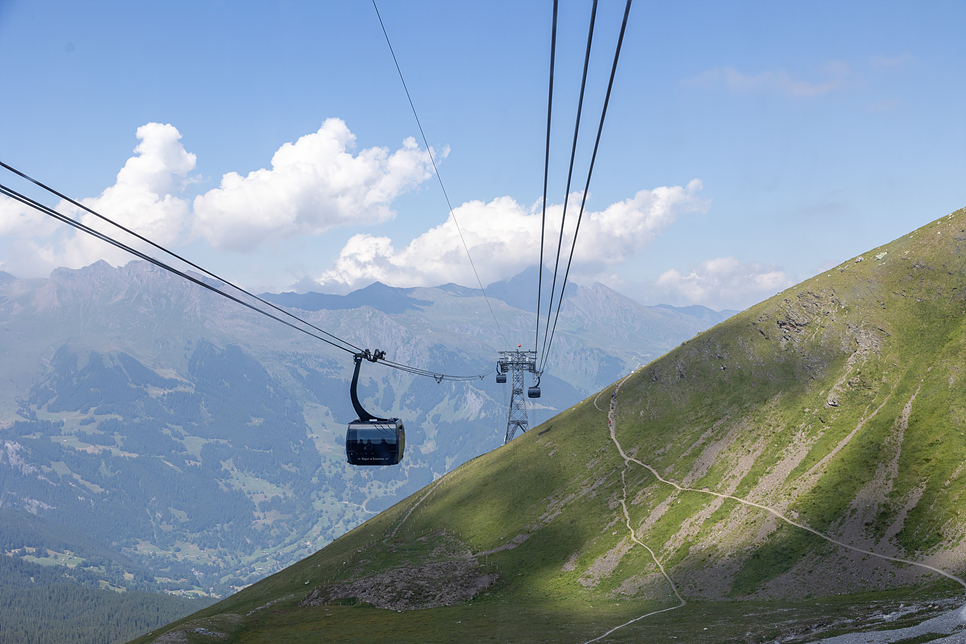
496 372 507 384
346 419 405 466
345 350 406 466
528 386 541 398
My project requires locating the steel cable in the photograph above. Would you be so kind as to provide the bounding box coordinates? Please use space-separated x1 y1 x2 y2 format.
535 0 559 357
541 0 633 373
539 0 599 370
372 0 512 351
0 177 490 382
0 183 359 355
0 160 364 354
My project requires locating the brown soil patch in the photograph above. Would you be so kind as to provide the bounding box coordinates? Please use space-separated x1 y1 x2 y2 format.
301 560 498 611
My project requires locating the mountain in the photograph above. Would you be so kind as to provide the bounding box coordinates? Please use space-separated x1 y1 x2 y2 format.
261 281 431 315
0 509 215 644
0 263 726 602
482 264 551 313
133 208 966 643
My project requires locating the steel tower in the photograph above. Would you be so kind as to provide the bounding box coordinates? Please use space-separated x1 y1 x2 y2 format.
497 349 538 444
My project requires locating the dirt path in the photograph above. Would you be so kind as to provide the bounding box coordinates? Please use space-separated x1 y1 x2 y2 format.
386 479 443 541
582 374 966 643
582 466 686 643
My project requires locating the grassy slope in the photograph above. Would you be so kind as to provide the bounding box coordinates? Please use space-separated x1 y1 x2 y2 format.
132 208 966 643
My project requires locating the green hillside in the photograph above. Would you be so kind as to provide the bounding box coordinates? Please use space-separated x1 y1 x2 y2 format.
0 264 724 597
133 208 966 642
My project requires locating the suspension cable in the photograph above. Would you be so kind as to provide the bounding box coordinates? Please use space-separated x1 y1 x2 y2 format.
0 175 491 382
541 0 633 373
0 183 357 355
372 0 511 351
539 0 598 370
535 0 559 356
0 160 363 355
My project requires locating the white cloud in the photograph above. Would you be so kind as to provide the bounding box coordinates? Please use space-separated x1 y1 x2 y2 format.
0 194 59 237
192 118 438 252
4 123 196 275
315 181 709 292
653 256 794 311
683 63 850 98
4 119 437 277
575 180 709 264
70 122 195 245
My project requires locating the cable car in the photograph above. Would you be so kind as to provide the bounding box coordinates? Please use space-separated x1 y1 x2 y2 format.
346 420 405 466
528 375 541 398
345 351 405 466
496 368 506 384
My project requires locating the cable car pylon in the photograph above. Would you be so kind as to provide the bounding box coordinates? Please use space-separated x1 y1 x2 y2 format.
496 347 540 444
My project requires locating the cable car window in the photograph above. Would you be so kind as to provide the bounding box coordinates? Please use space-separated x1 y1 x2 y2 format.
346 421 405 466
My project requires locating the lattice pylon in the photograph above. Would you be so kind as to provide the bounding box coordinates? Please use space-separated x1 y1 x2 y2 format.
498 349 537 444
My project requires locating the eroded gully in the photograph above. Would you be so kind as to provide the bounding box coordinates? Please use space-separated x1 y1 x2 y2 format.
582 373 966 644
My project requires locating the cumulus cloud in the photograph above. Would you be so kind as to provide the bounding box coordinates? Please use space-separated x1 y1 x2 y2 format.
2 119 716 304
73 122 194 240
683 63 850 98
192 118 438 252
315 181 710 292
0 194 59 238
575 180 709 264
653 256 794 311
6 119 436 277
5 123 196 275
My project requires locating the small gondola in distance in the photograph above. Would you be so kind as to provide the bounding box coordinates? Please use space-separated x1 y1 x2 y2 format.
528 374 541 398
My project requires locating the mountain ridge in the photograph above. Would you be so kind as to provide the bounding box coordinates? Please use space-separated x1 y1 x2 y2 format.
132 207 966 643
0 261 727 601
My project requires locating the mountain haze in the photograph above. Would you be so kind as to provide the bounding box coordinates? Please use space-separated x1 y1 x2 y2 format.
0 264 726 602
137 208 966 643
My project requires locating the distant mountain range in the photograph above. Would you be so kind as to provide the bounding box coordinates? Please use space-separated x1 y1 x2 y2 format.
0 263 728 600
137 208 966 644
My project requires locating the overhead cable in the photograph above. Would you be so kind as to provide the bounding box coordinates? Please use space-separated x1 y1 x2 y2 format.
0 160 363 355
0 183 358 356
539 0 599 370
541 0 633 373
372 0 512 350
0 172 490 382
535 0 559 357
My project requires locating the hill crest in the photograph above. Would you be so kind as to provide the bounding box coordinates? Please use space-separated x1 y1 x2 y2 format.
134 207 966 643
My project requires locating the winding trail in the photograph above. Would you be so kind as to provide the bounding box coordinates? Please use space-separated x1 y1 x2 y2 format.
593 389 608 412
582 373 966 643
582 466 686 643
386 479 443 541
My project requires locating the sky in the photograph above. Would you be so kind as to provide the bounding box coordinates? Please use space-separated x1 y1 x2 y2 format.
0 0 964 313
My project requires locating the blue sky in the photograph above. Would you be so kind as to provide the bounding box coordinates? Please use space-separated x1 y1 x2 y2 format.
0 0 963 311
